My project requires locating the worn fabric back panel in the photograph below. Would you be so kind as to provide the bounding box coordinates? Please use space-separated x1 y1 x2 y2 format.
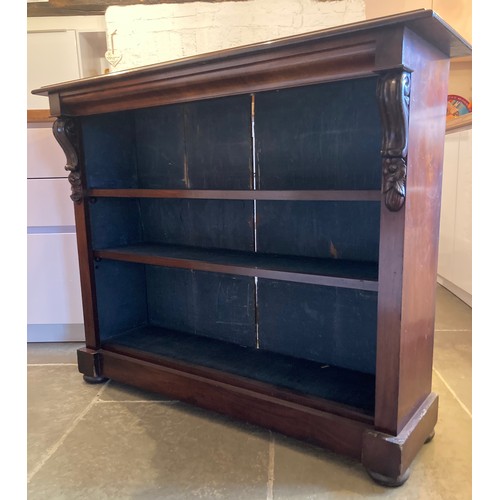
134 104 186 189
93 260 148 341
146 266 256 346
256 201 380 262
257 279 378 374
82 94 252 190
81 111 138 189
255 77 381 190
88 197 143 250
183 95 253 189
134 95 252 189
140 199 254 252
88 198 253 252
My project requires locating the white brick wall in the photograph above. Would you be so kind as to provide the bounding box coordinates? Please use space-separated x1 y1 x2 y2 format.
105 0 366 71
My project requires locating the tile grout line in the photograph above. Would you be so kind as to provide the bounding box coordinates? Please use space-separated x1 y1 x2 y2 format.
433 368 472 418
266 432 275 500
95 400 179 404
28 363 78 366
27 380 110 484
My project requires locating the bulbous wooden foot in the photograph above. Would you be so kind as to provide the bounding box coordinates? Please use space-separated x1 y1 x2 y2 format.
83 374 108 384
366 467 410 487
424 429 435 444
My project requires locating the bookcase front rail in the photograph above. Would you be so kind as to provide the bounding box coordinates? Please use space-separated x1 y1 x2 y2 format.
87 189 382 201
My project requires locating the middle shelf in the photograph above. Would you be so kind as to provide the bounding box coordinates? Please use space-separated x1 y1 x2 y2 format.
95 243 379 291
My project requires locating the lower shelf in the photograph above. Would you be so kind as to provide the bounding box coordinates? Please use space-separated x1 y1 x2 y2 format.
102 325 375 418
80 329 439 472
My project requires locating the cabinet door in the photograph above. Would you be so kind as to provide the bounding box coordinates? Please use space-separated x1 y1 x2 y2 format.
437 128 472 303
453 129 472 295
27 179 75 228
27 233 83 325
27 125 66 179
27 31 80 109
438 132 460 281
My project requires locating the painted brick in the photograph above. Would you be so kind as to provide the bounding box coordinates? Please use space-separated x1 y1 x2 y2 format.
105 0 366 71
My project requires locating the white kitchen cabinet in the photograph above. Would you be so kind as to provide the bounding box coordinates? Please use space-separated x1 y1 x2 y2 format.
27 22 108 342
437 126 472 306
27 121 85 342
27 125 67 178
27 47 81 341
27 233 83 326
27 31 81 110
28 29 109 109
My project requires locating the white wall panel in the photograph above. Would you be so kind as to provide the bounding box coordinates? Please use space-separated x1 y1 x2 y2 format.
27 20 107 342
105 0 365 72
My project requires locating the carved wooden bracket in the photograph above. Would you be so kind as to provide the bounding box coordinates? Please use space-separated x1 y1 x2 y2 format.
377 70 411 212
52 117 83 203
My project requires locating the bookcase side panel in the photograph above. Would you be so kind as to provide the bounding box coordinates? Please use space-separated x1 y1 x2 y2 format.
398 32 450 429
374 30 451 434
52 117 102 348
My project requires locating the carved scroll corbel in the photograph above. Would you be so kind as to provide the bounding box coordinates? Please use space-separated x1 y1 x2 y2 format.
376 71 411 212
52 117 83 203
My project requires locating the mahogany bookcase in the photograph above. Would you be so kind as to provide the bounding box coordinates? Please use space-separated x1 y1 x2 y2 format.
33 10 471 486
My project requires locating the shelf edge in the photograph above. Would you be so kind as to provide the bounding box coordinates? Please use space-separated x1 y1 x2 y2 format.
87 189 382 201
95 248 379 292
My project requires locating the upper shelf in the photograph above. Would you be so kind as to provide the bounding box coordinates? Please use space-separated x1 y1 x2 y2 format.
87 189 381 202
32 10 471 117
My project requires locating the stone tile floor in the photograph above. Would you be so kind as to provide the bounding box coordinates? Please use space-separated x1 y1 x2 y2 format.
27 284 472 499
